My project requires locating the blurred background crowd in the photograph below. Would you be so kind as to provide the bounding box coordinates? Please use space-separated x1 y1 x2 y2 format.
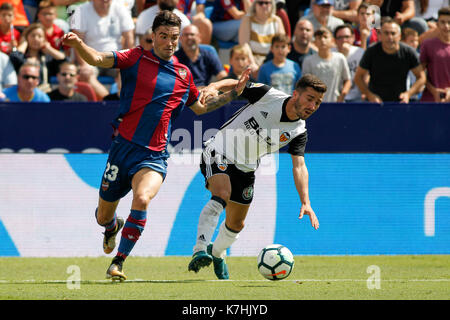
0 0 449 104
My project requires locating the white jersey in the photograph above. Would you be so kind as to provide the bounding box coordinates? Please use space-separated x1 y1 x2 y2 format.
206 83 307 172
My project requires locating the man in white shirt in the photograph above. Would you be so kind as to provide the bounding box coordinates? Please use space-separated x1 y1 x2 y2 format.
0 51 17 93
135 0 191 45
71 0 135 66
333 23 365 101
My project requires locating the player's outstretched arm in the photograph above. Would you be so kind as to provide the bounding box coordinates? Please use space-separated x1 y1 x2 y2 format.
198 67 252 104
62 32 115 69
291 155 319 230
190 68 251 115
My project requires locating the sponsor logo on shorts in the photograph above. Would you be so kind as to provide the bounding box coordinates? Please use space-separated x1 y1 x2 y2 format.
279 132 291 142
242 186 254 201
217 162 228 171
101 179 109 191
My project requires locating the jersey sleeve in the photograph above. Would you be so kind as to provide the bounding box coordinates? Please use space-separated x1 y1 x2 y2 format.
113 47 143 69
287 131 308 156
240 82 271 104
186 72 200 107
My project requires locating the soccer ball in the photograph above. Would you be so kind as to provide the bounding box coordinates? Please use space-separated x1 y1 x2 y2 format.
257 244 295 280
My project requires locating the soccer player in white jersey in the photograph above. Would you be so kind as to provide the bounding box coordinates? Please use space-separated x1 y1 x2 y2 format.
188 74 327 279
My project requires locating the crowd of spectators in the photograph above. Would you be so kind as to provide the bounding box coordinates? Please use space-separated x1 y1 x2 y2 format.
0 0 449 103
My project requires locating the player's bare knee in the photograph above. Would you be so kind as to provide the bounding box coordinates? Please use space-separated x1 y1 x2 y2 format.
212 189 231 203
132 193 151 210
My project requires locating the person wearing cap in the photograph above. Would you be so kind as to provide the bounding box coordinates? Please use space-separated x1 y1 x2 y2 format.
302 0 345 33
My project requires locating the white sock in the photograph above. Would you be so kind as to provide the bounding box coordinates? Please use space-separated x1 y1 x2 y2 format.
193 196 226 253
211 221 240 259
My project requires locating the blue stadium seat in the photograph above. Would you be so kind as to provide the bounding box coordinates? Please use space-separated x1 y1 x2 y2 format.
217 39 237 49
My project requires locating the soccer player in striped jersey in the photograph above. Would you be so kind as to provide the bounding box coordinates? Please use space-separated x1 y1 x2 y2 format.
63 10 250 281
188 74 326 279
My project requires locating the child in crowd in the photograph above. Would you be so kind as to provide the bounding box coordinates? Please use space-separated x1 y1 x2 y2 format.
0 3 21 54
226 43 257 82
257 33 301 94
353 2 378 49
302 27 351 102
401 27 422 101
36 1 65 52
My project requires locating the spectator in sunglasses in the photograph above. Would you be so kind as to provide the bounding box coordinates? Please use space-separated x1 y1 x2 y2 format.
2 61 50 102
48 61 88 101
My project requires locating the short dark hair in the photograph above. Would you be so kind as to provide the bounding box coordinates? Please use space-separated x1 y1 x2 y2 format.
152 10 182 33
0 3 14 12
380 16 400 29
357 2 372 13
314 26 332 38
334 23 354 38
295 74 327 94
271 33 290 46
438 6 450 18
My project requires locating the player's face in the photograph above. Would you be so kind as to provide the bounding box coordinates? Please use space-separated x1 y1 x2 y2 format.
293 87 323 120
152 26 180 61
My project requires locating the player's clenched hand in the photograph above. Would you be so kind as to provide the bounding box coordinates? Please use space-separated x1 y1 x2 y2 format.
62 32 81 48
299 205 319 230
235 67 251 95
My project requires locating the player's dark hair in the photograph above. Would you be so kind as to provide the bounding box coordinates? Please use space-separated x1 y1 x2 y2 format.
295 74 327 94
152 10 182 33
438 6 450 18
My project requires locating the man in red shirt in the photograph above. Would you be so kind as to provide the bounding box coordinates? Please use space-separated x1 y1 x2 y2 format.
420 7 450 102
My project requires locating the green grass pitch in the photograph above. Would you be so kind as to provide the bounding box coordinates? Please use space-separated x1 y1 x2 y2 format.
0 255 448 300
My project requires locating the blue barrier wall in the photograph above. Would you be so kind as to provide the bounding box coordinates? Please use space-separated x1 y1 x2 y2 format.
0 153 449 256
0 101 449 256
1 101 449 153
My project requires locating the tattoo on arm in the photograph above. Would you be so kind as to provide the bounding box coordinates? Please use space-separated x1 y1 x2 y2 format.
204 89 238 113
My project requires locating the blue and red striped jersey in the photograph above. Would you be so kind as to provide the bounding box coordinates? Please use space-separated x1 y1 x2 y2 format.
112 46 200 152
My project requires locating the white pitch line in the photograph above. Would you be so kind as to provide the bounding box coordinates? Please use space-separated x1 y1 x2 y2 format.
0 279 449 284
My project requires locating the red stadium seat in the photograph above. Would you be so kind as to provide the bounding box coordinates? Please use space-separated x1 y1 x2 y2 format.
75 81 97 102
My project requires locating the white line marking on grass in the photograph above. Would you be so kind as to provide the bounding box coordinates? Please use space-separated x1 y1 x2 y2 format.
0 279 449 284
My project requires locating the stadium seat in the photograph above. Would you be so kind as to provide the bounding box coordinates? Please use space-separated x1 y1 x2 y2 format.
75 81 97 102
